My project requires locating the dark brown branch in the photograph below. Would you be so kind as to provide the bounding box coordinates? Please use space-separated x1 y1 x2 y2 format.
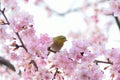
0 8 10 25
94 60 113 65
15 32 28 52
52 68 58 80
0 56 15 71
114 16 120 31
29 60 38 71
0 8 29 53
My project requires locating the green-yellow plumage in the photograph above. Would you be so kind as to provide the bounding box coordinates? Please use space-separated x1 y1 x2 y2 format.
48 35 67 53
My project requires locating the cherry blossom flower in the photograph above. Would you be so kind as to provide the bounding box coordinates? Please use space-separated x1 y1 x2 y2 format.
69 40 91 61
52 50 77 77
116 73 120 80
109 0 120 17
34 0 44 5
39 33 52 45
9 52 19 60
1 0 19 11
9 11 33 32
71 64 104 80
0 0 120 80
0 25 8 41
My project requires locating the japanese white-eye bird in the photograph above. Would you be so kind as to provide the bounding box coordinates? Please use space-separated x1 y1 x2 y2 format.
48 35 67 53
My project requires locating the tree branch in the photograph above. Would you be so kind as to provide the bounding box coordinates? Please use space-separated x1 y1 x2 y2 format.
0 56 15 71
52 68 58 80
29 60 38 71
43 0 109 17
0 8 10 25
0 8 29 53
49 7 80 16
15 32 28 52
94 60 113 65
114 16 120 31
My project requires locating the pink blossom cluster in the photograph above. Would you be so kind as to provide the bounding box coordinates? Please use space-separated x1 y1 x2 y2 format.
1 0 19 11
9 11 33 32
102 0 120 20
109 0 120 17
0 0 120 80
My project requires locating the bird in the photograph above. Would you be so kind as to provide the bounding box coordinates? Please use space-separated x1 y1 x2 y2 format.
48 35 67 53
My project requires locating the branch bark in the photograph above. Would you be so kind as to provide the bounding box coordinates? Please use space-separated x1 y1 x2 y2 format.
94 60 113 65
15 32 28 52
114 16 120 31
0 8 10 25
0 56 15 71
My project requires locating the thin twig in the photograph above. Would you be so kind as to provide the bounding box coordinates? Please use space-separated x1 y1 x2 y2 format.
94 60 113 65
15 32 28 52
0 8 10 25
52 68 58 80
114 16 120 31
0 8 29 53
29 60 38 71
